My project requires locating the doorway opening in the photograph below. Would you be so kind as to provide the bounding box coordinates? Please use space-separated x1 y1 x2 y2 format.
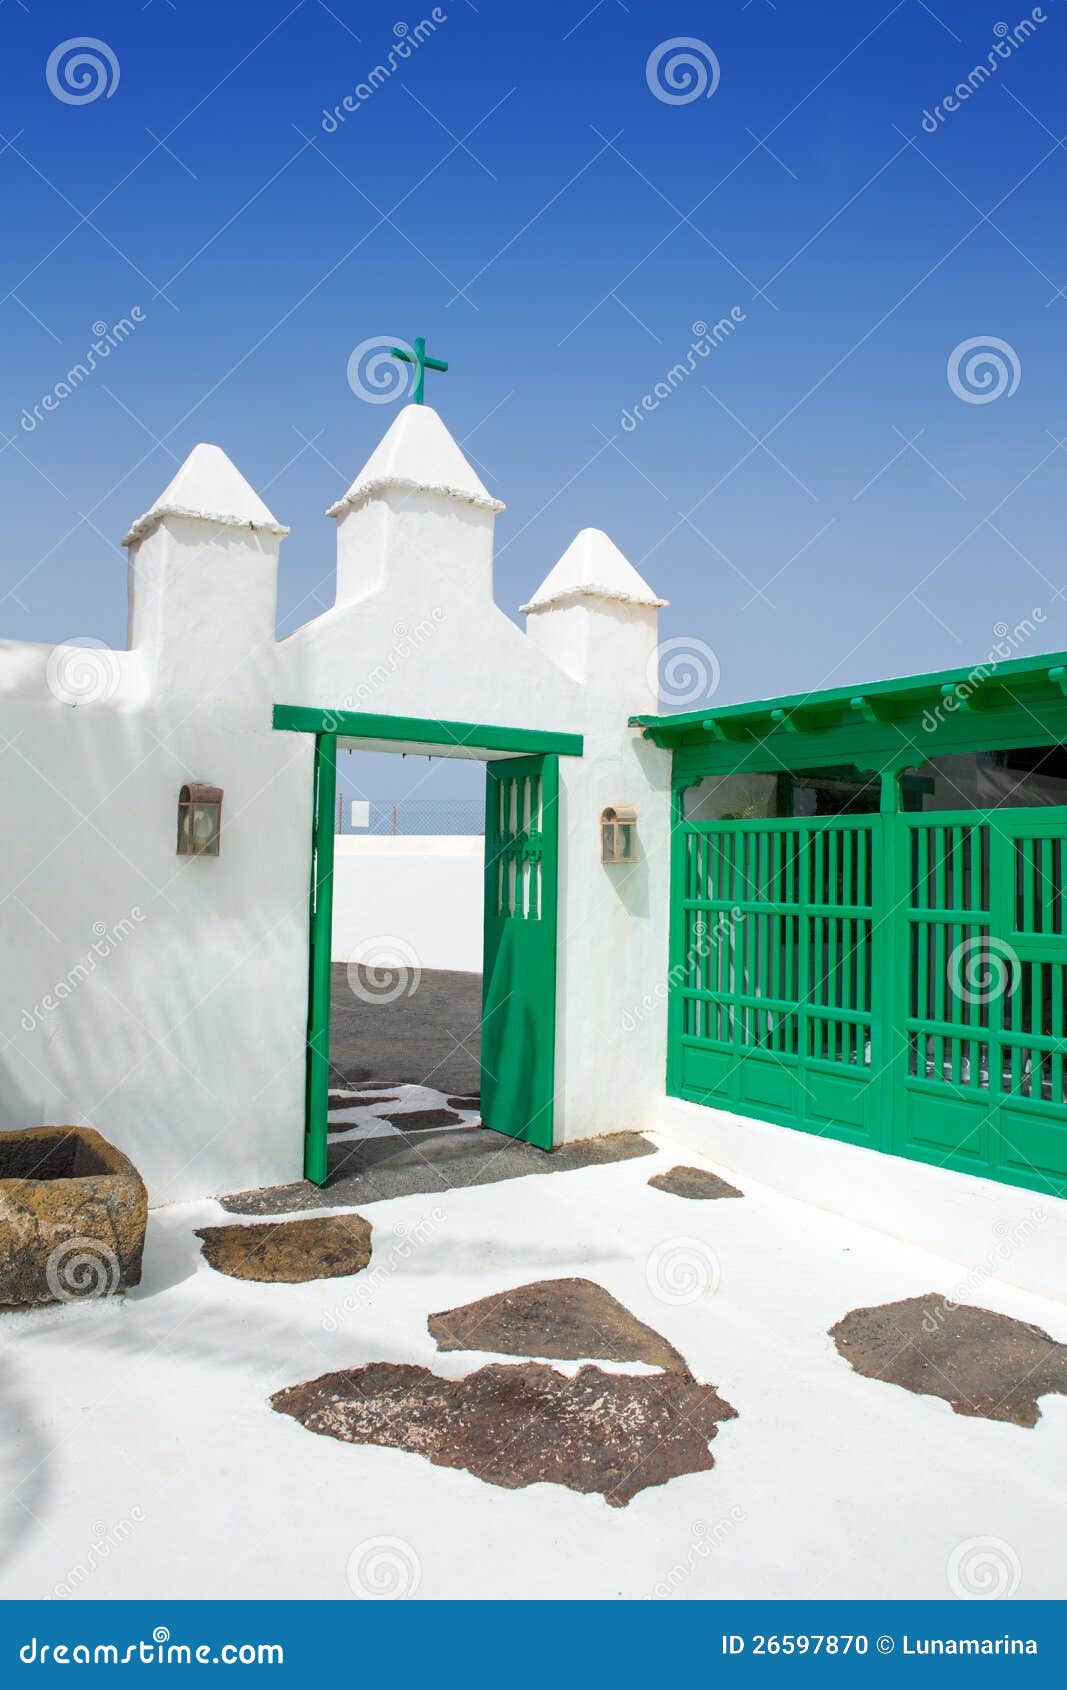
329 744 486 1145
272 706 583 1184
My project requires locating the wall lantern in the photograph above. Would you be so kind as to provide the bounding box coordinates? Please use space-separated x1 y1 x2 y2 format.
601 804 637 864
177 783 223 857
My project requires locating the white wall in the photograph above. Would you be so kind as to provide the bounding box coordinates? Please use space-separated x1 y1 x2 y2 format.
0 625 312 1210
657 1095 1067 1304
332 836 484 973
0 405 673 1203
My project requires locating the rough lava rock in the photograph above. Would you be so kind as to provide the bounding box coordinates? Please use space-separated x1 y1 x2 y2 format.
271 1359 736 1505
429 1276 689 1373
830 1293 1067 1426
648 1165 744 1200
196 1213 372 1284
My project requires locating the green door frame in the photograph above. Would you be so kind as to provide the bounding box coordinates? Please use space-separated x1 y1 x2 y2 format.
273 705 583 1184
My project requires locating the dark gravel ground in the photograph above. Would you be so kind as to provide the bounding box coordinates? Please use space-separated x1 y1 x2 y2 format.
329 964 482 1097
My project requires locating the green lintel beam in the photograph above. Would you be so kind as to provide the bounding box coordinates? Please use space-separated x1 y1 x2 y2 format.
273 704 583 758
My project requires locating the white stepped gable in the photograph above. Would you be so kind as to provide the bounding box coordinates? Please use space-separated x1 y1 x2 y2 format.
521 526 667 614
326 402 505 518
122 443 289 546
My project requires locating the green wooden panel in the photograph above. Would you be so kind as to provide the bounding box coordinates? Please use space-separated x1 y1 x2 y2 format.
480 754 558 1150
304 733 337 1185
670 813 878 1144
667 795 1067 1199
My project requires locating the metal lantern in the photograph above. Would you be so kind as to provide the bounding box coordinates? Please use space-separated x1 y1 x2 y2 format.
601 804 637 864
176 783 223 857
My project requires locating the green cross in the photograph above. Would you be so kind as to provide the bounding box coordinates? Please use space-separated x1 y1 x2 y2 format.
390 335 448 405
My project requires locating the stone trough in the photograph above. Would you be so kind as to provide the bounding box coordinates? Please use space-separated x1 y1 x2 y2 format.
0 1127 147 1308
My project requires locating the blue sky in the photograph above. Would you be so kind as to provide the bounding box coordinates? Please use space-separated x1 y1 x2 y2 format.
3 0 1066 803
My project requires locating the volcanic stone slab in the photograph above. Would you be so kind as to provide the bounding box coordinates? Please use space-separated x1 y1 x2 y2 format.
648 1165 744 1201
222 1130 657 1216
0 1126 147 1307
195 1214 372 1284
271 1360 736 1506
830 1293 1067 1427
328 1092 400 1109
429 1277 688 1373
379 1108 463 1131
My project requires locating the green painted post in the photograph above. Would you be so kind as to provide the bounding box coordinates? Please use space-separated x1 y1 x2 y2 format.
878 766 905 1157
665 785 689 1098
389 335 448 405
305 733 338 1185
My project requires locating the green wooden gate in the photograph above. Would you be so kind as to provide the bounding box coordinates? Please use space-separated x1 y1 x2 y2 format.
273 707 580 1185
481 754 559 1150
667 801 1067 1198
669 812 883 1151
898 809 1067 1192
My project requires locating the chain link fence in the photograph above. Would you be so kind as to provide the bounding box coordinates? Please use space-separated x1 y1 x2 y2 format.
336 797 484 836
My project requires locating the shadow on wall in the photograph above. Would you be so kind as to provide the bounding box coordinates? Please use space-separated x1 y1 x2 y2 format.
0 1053 34 1138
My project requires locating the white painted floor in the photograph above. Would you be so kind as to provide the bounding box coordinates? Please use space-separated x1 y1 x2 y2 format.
2 1130 1066 1602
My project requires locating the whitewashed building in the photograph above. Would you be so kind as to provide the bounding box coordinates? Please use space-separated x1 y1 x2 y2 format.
0 405 670 1204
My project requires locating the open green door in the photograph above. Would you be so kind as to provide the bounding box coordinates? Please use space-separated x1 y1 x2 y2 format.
481 754 559 1150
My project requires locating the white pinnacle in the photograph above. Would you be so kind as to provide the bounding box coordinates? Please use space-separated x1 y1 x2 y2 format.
123 443 288 546
521 528 667 614
326 404 504 518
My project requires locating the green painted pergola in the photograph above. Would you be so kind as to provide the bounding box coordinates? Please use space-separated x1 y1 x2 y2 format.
632 647 1067 806
633 645 1067 1202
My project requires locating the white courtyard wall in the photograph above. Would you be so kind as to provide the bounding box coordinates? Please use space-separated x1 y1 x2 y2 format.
0 632 311 1207
331 836 484 974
